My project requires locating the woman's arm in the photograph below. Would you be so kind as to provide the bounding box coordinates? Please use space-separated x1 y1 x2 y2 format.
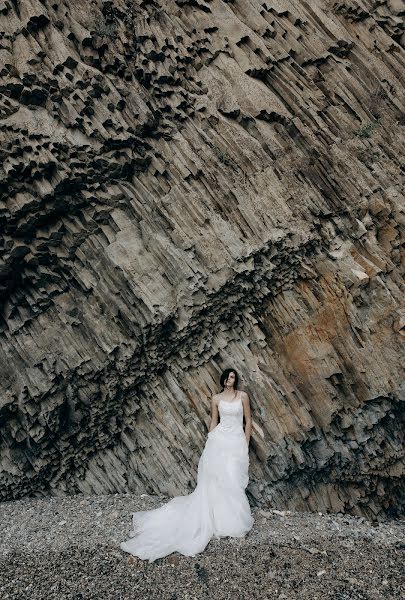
242 391 252 446
209 394 219 432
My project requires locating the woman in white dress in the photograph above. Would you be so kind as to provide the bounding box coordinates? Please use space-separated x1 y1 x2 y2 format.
120 368 254 562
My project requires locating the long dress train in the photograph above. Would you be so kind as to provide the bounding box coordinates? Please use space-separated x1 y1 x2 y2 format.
120 390 254 562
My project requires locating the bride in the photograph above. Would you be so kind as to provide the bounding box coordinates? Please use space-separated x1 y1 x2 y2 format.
120 368 254 562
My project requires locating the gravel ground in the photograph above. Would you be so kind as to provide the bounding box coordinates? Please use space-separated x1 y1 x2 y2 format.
0 493 404 600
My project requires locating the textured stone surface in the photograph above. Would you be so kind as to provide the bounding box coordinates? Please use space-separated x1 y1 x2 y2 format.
0 1 404 520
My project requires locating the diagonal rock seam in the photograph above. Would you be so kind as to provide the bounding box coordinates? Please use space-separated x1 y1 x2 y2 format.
0 232 319 499
0 1 404 520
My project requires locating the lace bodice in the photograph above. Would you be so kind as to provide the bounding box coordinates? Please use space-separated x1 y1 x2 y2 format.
217 392 244 433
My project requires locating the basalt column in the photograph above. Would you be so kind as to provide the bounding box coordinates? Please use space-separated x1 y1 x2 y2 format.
0 1 403 520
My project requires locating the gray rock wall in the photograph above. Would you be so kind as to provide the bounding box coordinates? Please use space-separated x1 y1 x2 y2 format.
0 0 404 520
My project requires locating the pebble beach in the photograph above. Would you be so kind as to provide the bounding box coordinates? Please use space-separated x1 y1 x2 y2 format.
1 493 404 600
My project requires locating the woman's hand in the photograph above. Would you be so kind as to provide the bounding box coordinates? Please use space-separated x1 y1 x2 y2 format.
209 395 219 432
242 392 252 448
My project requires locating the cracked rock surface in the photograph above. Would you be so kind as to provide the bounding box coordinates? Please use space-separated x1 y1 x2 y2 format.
0 1 404 520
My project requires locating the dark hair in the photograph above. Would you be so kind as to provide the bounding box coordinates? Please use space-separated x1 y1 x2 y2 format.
219 368 239 394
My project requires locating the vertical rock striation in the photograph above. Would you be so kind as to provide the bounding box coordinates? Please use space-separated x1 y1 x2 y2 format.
0 0 404 520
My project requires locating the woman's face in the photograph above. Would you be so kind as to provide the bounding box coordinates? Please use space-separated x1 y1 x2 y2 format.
224 371 236 387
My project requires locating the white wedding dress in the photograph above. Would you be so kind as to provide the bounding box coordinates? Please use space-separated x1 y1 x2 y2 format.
120 390 254 562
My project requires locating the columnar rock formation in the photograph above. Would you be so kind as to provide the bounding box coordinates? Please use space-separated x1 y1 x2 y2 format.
0 0 404 520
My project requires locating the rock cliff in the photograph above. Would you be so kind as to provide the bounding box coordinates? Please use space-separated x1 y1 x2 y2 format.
0 0 404 520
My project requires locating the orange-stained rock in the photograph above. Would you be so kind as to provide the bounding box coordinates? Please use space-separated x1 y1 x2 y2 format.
0 0 403 521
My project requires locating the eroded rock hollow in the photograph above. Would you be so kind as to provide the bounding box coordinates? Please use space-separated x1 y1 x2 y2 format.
0 0 404 520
